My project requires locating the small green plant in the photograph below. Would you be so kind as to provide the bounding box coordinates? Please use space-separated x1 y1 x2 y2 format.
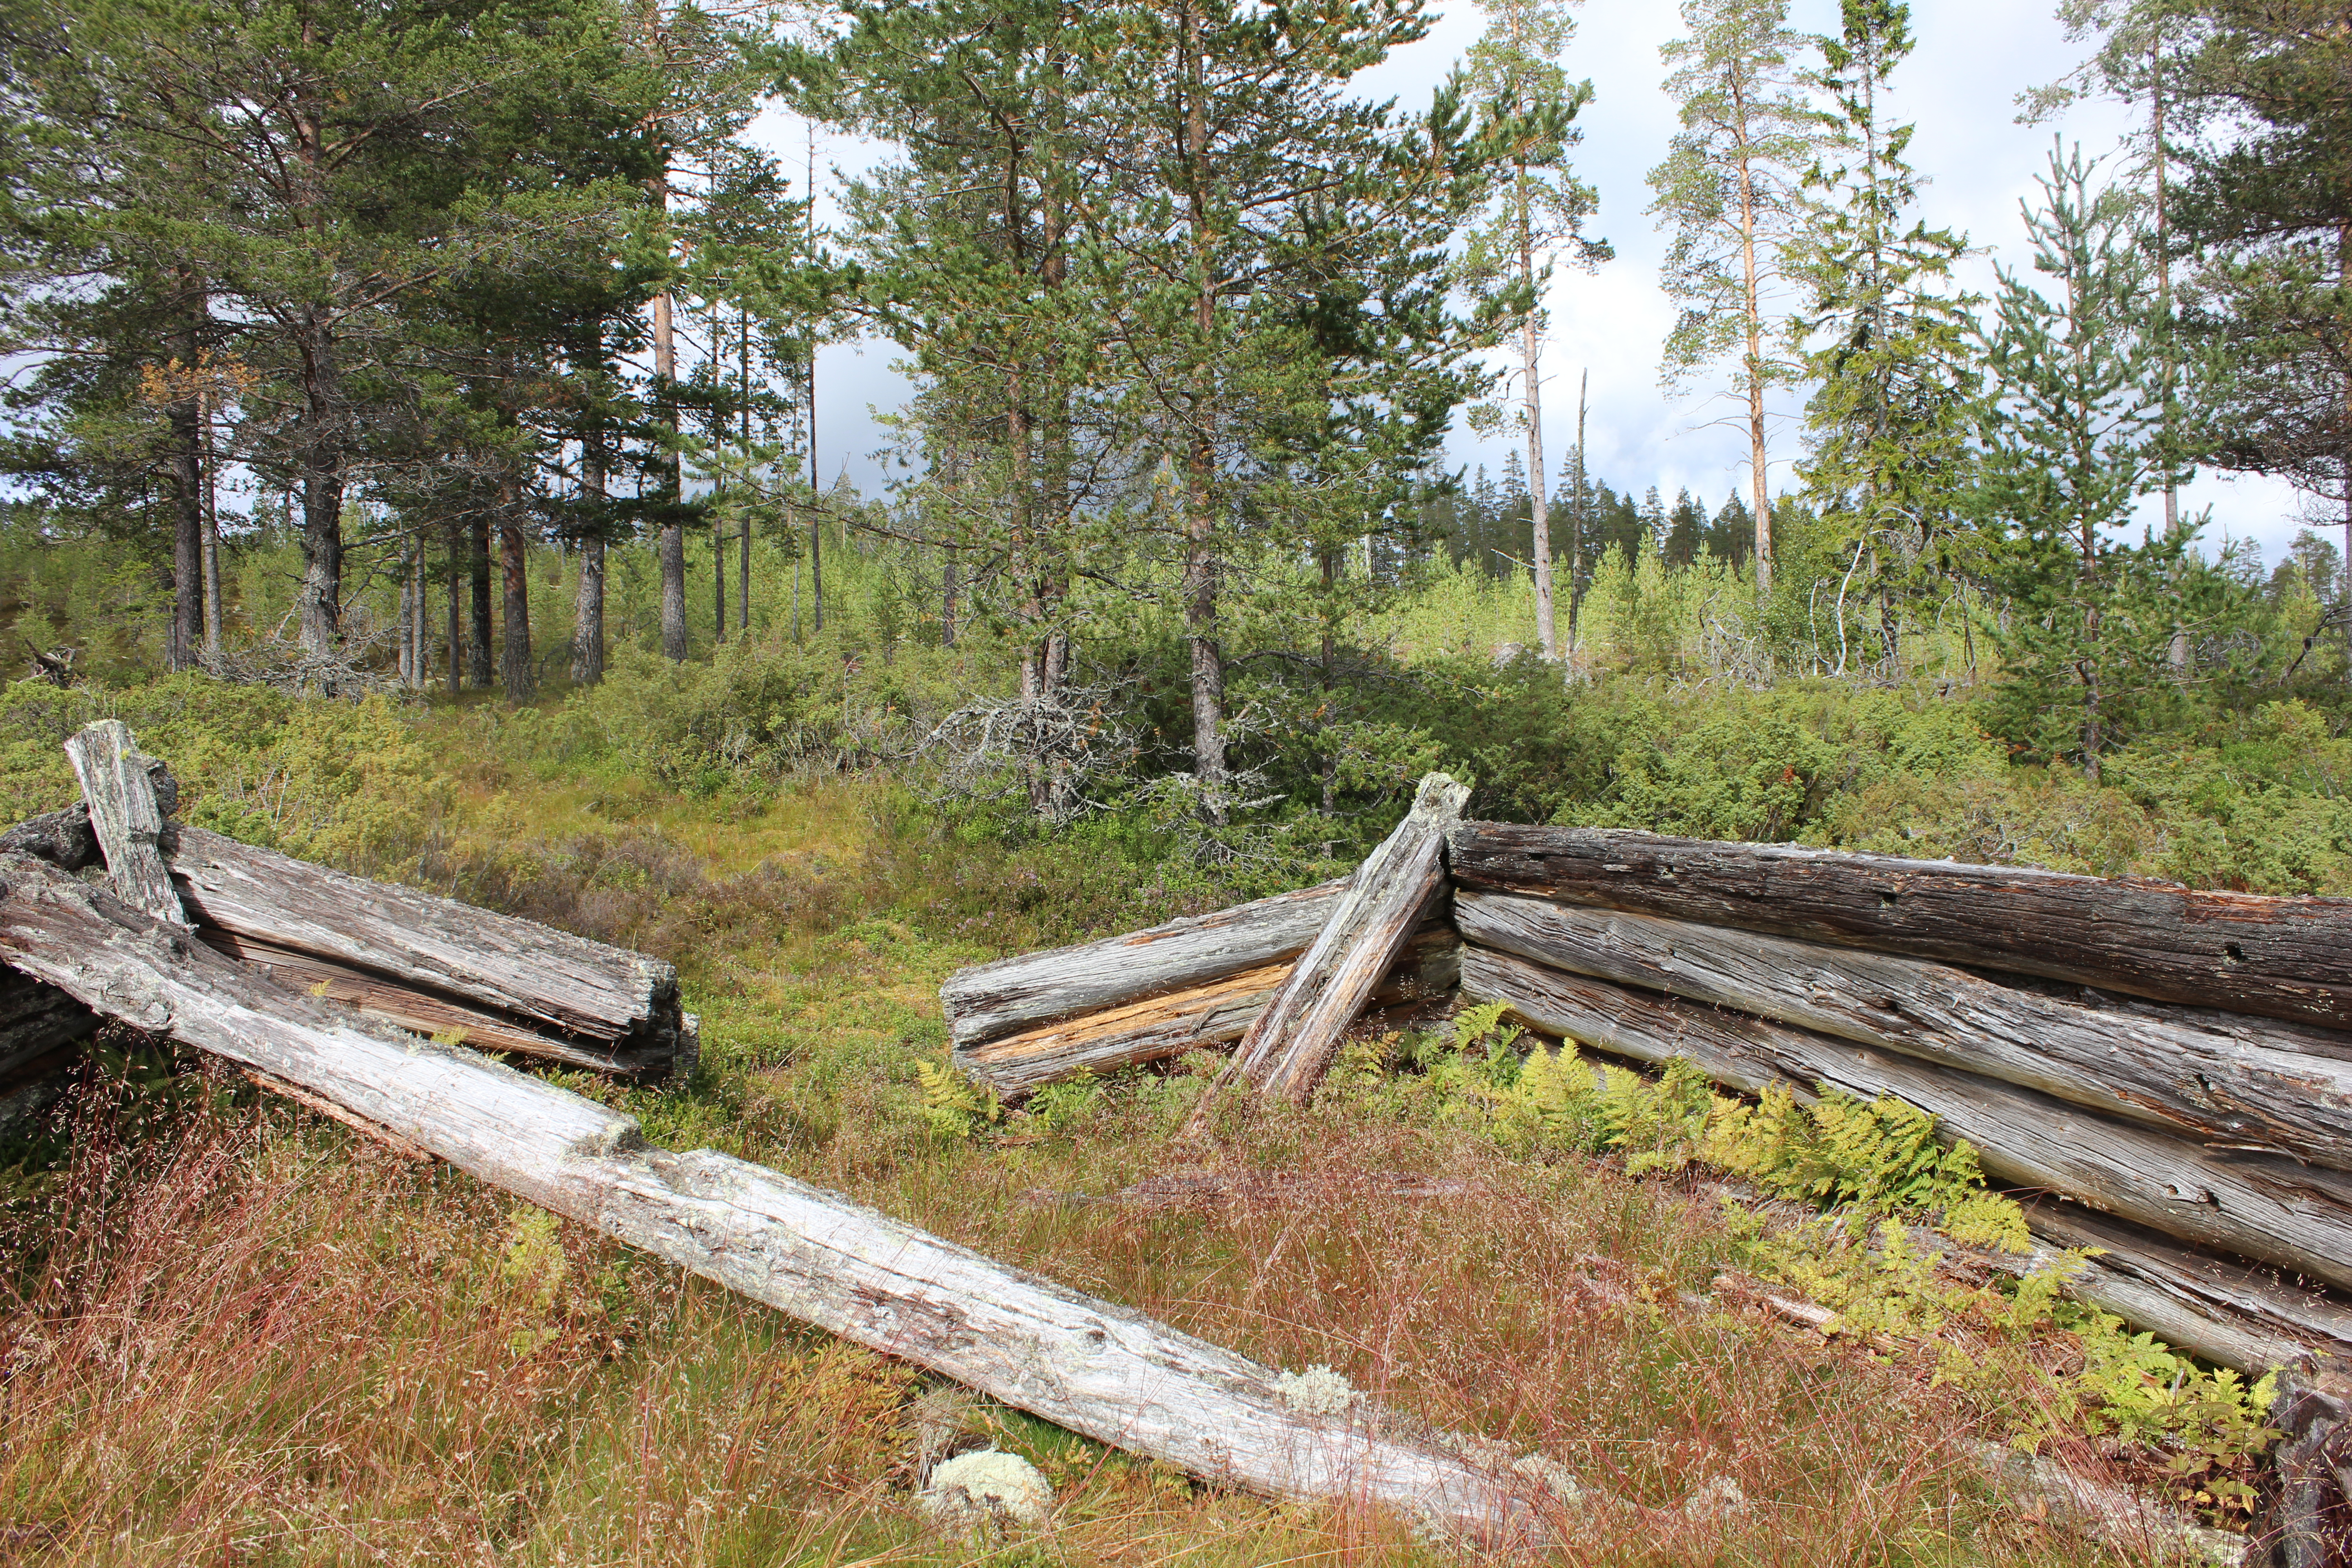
916 1059 1002 1141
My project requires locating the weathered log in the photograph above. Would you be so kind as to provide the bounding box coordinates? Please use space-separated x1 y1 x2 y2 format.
1455 891 2352 1168
0 848 1560 1539
169 826 680 1057
2019 1203 2352 1375
0 804 98 872
958 926 1460 1097
942 878 1350 1050
1449 821 2352 1033
66 720 184 923
200 929 674 1079
1460 944 2352 1298
1220 774 1470 1104
0 965 99 1081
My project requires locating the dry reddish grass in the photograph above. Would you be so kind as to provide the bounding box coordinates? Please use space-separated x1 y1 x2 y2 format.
0 1071 2154 1568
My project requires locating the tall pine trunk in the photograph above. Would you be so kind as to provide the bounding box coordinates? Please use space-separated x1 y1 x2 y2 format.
500 504 532 703
468 516 493 688
573 429 607 686
653 290 687 661
1181 0 1227 821
1733 92 1774 598
1519 164 1556 661
168 286 204 672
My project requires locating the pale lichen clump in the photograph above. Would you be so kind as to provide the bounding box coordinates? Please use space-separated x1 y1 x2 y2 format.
917 1448 1055 1533
1274 1363 1359 1419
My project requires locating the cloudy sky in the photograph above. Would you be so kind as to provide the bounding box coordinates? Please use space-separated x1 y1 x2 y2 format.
752 0 2315 568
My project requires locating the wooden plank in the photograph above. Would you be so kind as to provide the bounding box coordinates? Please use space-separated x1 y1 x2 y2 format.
1449 821 2352 1032
170 825 680 1054
941 878 1350 1050
1460 944 2352 1297
958 926 1460 1097
0 847 1558 1541
65 720 184 923
199 929 674 1080
1219 774 1470 1104
1455 891 2352 1169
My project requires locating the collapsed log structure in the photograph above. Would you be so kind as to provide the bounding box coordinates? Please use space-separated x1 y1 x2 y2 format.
0 728 1567 1539
942 784 2352 1386
6 723 692 1080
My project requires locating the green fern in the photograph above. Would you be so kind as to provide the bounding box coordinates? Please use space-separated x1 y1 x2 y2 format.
914 1059 1000 1141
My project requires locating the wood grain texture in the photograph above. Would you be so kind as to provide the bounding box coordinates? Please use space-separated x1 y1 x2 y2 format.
66 720 184 923
199 929 674 1079
1460 944 2352 1296
941 879 1349 1050
2018 1202 2352 1374
170 826 679 1054
958 926 1461 1096
1449 822 2352 1031
1223 774 1470 1104
0 848 1557 1541
1455 891 2352 1168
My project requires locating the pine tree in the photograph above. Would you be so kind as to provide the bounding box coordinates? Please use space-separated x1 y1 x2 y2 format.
1458 0 1607 659
1648 0 1827 598
1790 0 1979 641
1973 142 2185 777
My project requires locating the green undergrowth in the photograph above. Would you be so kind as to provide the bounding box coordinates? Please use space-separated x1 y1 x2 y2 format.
0 662 2318 1563
1313 1001 2284 1521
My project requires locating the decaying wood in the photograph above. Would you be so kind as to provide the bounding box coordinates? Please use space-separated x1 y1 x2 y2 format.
1971 1442 2247 1563
170 826 681 1058
0 965 98 1081
2244 1377 2352 1568
0 805 98 872
0 848 1559 1539
1455 891 2352 1168
2020 1203 2352 1375
66 720 184 923
1218 774 1470 1104
1450 822 2352 1033
1461 944 2352 1298
958 925 1459 1096
942 878 1349 1050
201 929 676 1079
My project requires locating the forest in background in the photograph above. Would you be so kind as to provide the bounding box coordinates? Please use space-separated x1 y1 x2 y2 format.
5 0 2352 875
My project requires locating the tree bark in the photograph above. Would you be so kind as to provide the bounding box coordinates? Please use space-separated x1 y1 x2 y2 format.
499 510 532 704
1447 822 2352 1032
1459 944 2352 1297
1454 891 2352 1168
295 313 345 657
468 515 494 689
1215 774 1470 1104
654 290 687 662
169 282 204 672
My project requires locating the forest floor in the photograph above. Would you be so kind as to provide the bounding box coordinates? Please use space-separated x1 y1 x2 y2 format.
0 706 2230 1568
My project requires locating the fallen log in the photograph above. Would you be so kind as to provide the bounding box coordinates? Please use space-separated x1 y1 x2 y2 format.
942 878 1349 1051
1460 944 2352 1299
1218 774 1470 1104
66 720 183 923
2018 1203 2352 1375
168 825 682 1061
1449 822 2352 1033
959 925 1459 1097
1454 891 2352 1168
200 929 677 1079
0 848 1558 1540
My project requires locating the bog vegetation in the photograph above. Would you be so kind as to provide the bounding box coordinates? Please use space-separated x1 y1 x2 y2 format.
5 0 2352 1560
